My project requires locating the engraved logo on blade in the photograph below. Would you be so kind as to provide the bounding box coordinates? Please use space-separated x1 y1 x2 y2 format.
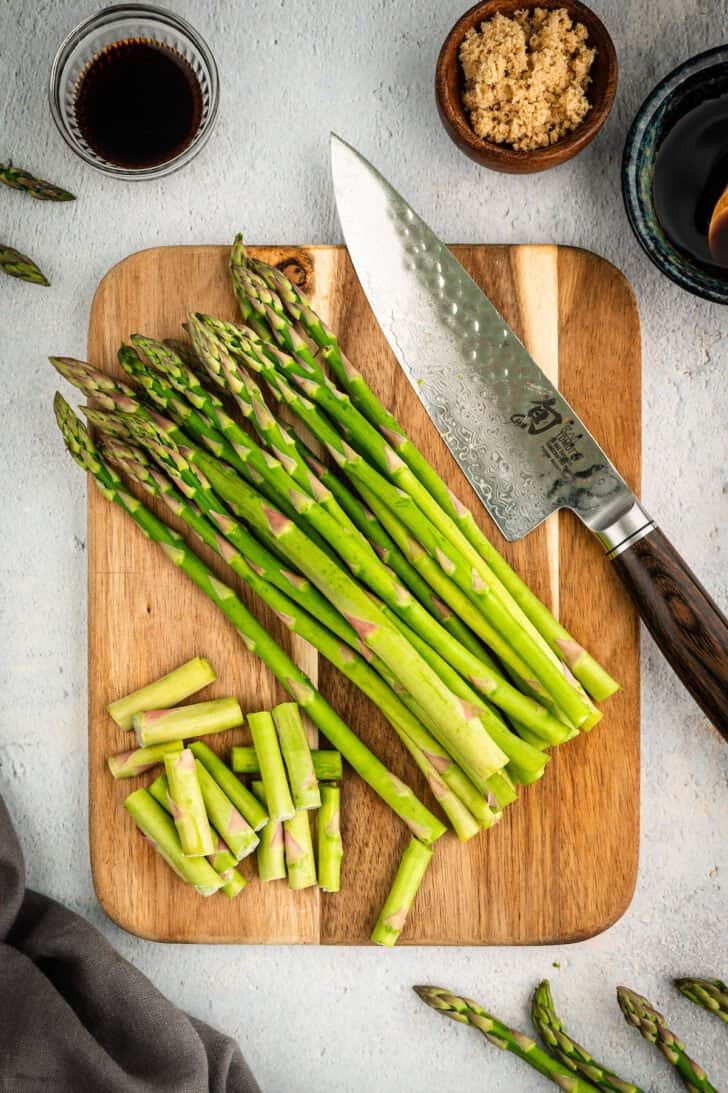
510 396 563 435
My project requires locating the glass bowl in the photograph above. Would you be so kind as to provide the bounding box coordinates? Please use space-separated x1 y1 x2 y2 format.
622 46 728 305
49 3 219 180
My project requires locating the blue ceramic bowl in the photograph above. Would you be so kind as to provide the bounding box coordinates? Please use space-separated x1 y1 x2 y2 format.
622 46 728 304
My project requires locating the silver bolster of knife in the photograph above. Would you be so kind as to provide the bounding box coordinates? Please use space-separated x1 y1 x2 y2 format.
596 501 656 559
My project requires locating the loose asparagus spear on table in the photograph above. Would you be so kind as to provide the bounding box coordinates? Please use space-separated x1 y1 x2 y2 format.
675 978 728 1025
0 161 74 200
617 987 719 1093
532 980 645 1093
415 986 601 1091
54 394 445 847
1 244 49 285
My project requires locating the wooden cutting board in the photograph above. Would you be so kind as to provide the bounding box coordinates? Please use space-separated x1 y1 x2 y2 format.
87 243 640 945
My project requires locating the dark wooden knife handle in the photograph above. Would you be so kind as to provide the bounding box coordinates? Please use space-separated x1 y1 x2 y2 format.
612 527 728 738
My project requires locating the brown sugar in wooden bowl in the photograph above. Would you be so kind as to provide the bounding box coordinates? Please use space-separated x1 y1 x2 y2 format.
435 0 618 173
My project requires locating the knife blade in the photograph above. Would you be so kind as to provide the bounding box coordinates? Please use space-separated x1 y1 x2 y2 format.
331 133 728 735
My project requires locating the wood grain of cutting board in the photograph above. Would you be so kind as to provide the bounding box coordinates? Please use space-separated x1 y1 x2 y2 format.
86 243 640 945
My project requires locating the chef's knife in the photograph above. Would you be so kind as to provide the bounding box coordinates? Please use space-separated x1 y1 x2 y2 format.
331 134 728 737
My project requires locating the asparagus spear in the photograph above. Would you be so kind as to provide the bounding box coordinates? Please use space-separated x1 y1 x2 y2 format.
106 656 216 730
371 837 433 946
415 986 601 1091
250 781 286 881
133 696 243 747
102 441 488 838
232 745 343 782
1 244 49 285
54 395 444 844
194 760 259 861
107 739 183 779
148 774 246 896
284 809 317 890
675 978 728 1024
188 740 268 832
245 245 619 701
532 980 645 1093
0 161 74 200
209 836 248 899
124 787 223 895
272 702 321 810
164 748 215 856
247 710 296 822
617 987 719 1093
318 784 343 893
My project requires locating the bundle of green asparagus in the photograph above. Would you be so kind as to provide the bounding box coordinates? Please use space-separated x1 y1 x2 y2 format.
52 234 621 943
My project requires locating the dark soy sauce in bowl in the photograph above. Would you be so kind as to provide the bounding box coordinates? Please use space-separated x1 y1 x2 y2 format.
653 91 728 272
74 39 203 170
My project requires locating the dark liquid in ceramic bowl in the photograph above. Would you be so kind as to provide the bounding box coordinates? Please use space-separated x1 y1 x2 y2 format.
653 91 728 272
74 39 202 169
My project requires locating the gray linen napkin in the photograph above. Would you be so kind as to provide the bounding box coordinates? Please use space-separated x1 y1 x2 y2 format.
0 793 261 1092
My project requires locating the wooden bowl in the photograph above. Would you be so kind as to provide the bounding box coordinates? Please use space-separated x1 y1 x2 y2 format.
435 0 618 173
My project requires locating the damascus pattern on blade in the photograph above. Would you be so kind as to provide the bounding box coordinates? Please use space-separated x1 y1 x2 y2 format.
332 136 633 541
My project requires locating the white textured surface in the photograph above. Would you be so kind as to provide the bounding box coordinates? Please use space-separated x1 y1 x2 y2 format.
1 1 727 1090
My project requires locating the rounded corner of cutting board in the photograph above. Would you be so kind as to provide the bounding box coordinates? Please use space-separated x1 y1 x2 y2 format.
559 246 642 323
89 856 163 942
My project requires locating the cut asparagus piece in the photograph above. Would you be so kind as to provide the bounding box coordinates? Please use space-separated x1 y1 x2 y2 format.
54 395 445 844
272 702 321 810
194 760 259 861
675 977 728 1024
248 710 295 821
617 987 719 1093
415 986 600 1091
148 775 246 896
209 837 248 899
318 784 343 893
251 780 286 881
124 787 223 896
284 809 317 890
371 838 433 947
106 657 217 730
107 739 183 779
134 696 243 746
163 748 215 856
232 745 343 782
532 980 645 1093
188 741 268 832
